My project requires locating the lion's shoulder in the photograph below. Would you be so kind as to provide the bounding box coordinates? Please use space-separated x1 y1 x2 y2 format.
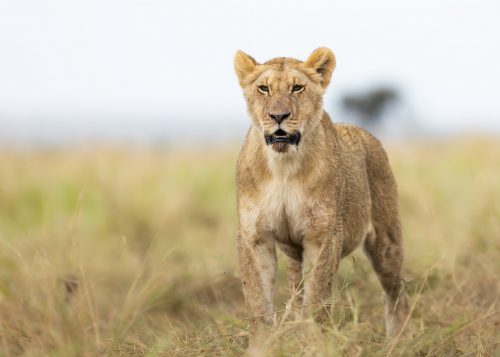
332 123 383 153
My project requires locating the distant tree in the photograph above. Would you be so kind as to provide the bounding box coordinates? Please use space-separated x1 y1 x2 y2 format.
341 87 399 125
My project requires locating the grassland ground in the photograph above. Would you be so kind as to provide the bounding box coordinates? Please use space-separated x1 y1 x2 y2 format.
0 137 499 356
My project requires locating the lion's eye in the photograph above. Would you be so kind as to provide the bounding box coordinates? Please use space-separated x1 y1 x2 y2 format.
258 85 269 94
292 84 304 93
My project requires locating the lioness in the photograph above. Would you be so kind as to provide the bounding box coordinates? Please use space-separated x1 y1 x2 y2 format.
234 47 411 342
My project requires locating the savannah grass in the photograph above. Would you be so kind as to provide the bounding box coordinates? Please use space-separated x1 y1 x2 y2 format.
0 137 499 356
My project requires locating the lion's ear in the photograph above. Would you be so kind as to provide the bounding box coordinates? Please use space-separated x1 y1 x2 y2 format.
304 47 336 89
234 50 258 86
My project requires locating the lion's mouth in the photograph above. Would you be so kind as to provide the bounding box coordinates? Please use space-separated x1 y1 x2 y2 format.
264 129 301 146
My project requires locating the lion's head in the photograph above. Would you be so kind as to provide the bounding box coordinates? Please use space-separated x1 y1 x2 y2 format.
234 48 336 153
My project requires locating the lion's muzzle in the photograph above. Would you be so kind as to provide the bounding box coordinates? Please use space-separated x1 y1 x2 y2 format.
264 129 301 153
264 129 301 145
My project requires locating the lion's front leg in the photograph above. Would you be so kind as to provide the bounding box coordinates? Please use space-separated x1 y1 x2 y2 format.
237 232 277 327
302 225 343 323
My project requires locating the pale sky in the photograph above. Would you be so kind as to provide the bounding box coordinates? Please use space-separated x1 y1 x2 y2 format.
1 0 499 143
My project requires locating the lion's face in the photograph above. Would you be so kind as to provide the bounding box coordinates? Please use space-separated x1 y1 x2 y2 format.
234 48 336 153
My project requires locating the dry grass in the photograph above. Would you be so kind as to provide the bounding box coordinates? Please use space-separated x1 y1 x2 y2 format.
0 137 499 356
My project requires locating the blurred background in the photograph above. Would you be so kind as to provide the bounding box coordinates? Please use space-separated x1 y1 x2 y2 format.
1 0 500 146
1 1 499 356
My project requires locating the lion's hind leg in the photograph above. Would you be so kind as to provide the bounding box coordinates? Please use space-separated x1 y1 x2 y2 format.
363 225 411 341
278 242 304 320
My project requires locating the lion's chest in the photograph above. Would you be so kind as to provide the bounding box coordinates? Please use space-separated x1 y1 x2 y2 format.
257 178 314 244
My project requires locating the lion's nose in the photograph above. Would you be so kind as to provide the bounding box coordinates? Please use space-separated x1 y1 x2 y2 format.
269 112 291 124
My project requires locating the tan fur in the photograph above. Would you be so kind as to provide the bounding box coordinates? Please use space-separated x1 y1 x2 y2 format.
234 48 411 344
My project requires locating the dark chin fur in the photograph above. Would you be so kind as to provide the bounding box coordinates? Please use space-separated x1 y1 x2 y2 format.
271 142 289 153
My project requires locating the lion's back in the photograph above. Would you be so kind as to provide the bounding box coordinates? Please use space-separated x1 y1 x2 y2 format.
332 123 392 177
335 122 401 238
